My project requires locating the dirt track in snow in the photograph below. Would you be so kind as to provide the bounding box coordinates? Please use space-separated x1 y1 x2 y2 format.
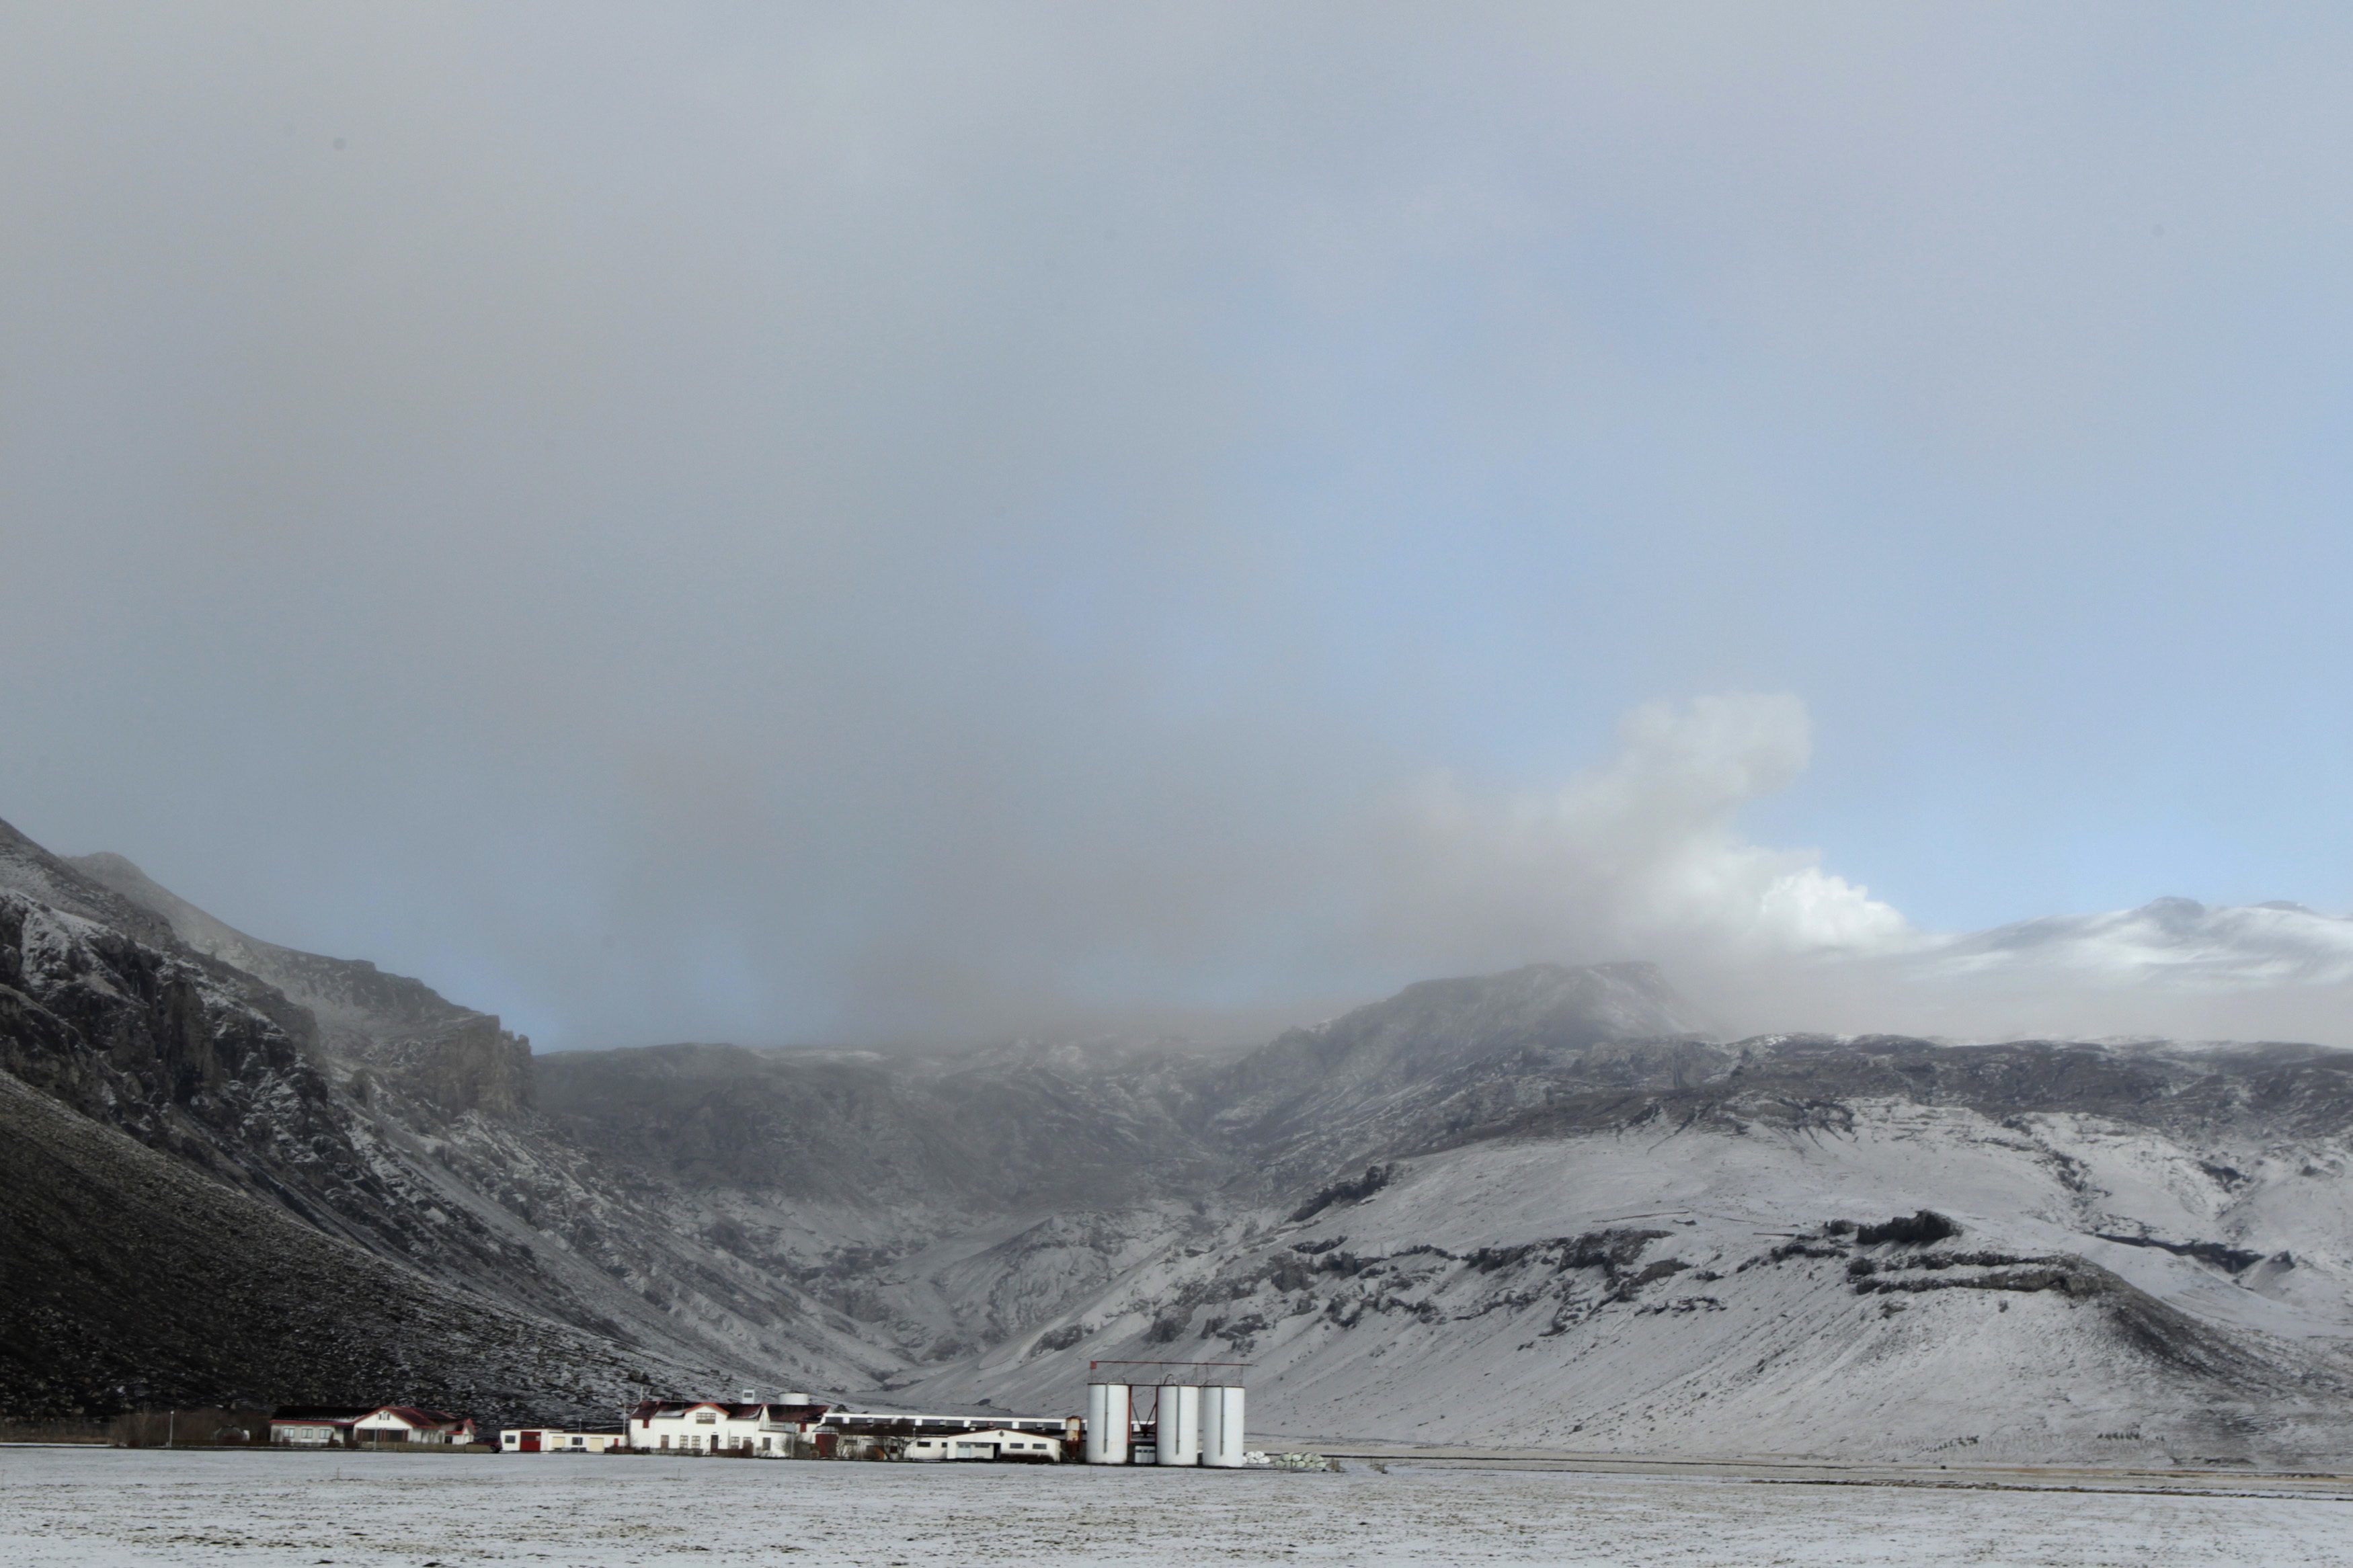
5 1446 2352 1567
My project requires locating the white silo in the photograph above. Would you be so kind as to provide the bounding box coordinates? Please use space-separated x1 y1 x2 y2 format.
1085 1382 1130 1464
1199 1385 1245 1467
1154 1383 1201 1466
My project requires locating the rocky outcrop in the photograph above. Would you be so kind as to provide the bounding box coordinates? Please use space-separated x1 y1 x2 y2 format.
0 888 327 1177
359 1014 534 1117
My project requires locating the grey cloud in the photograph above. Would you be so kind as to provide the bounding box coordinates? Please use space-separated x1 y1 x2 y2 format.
3 5 2348 1046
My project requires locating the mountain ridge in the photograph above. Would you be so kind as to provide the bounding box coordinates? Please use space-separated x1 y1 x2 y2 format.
8 814 2353 1463
69 850 478 1051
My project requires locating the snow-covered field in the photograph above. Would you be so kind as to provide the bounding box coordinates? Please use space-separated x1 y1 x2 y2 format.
5 1448 2352 1567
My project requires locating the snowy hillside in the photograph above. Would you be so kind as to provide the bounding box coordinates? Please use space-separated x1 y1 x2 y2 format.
11 808 2353 1460
912 1079 2353 1464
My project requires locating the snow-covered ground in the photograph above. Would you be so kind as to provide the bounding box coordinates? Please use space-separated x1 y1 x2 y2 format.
914 1099 2353 1464
4 1448 2352 1567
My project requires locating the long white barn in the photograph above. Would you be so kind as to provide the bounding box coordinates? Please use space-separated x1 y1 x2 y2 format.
904 1428 1062 1462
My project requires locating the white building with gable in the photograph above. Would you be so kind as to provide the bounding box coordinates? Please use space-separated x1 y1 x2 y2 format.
626 1397 828 1454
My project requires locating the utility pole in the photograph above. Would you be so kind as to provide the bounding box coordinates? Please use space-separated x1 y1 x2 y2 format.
166 1409 174 1449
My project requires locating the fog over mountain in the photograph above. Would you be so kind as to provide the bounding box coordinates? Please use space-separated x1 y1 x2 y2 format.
4 5 2352 1050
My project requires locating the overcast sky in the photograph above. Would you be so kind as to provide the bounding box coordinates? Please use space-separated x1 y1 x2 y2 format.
4 4 2350 1047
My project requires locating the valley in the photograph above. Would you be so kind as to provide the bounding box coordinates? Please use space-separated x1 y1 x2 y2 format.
6 812 2353 1464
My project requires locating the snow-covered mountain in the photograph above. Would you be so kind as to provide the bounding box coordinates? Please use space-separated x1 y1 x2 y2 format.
914 1034 2353 1464
1914 896 2353 990
9 814 2353 1464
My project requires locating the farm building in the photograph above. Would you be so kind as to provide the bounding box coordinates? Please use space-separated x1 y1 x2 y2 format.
502 1427 625 1454
626 1397 832 1455
904 1428 1064 1462
269 1405 477 1447
268 1407 372 1446
354 1407 476 1445
624 1397 1078 1458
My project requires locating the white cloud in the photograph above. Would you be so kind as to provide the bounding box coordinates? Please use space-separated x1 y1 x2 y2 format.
1366 698 2353 1047
1363 693 1913 975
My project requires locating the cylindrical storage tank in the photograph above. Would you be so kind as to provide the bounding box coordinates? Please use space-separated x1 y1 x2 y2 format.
1199 1385 1246 1467
1153 1384 1201 1466
1084 1383 1130 1464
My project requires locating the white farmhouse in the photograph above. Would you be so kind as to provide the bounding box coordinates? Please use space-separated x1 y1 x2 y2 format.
626 1397 828 1455
352 1406 477 1446
270 1405 476 1447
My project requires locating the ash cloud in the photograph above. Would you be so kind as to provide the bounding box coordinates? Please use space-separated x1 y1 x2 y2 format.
1359 693 1912 977
2 7 2349 1047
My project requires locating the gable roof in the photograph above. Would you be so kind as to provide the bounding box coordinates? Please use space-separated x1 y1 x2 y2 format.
358 1405 469 1429
627 1399 829 1422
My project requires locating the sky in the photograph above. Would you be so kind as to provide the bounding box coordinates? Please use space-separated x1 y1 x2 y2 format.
3 3 2351 1048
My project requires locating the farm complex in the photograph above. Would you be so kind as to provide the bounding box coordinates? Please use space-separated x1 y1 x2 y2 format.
270 1364 1251 1467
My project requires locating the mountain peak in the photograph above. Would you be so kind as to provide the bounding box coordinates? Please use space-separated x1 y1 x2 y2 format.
1214 960 1708 1156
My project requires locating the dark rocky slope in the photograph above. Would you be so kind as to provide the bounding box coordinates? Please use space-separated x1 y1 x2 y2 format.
0 1068 684 1425
1 817 885 1413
